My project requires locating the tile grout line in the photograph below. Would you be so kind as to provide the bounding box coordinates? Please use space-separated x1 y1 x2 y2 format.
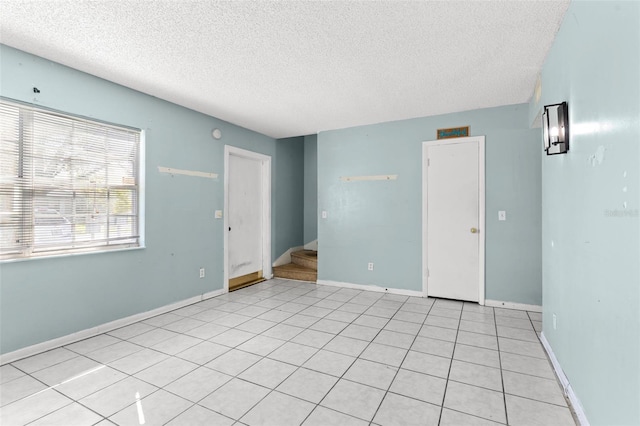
435 300 464 426
368 296 435 424
494 305 509 426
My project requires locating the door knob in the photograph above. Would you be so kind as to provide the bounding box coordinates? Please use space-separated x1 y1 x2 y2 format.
470 227 478 233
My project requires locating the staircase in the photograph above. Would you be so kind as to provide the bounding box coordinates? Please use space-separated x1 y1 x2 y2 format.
273 250 317 282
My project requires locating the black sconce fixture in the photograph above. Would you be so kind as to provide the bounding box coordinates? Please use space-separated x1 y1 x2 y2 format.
542 102 569 155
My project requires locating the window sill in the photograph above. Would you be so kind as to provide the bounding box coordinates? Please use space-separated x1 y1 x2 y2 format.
0 245 146 264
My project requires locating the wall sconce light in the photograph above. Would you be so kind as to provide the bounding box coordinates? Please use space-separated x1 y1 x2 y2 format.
542 102 569 155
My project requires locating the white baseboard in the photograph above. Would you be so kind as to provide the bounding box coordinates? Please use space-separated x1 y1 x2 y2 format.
273 245 304 267
485 299 542 313
317 279 423 298
540 332 590 426
304 240 318 251
0 288 227 365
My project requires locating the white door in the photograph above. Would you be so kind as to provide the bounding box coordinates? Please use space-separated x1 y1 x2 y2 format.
225 146 272 291
422 136 485 303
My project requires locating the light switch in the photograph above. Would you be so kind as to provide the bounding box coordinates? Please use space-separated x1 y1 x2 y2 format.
321 211 327 219
498 211 506 221
215 210 223 219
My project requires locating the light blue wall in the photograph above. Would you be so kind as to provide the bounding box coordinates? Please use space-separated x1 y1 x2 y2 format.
0 45 298 354
303 134 318 244
274 137 304 257
531 1 640 424
317 104 542 303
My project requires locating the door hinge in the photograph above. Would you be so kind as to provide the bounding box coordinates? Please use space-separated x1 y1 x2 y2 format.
427 158 430 166
427 268 430 277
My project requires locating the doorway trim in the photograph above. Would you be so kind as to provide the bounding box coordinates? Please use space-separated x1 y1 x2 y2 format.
421 136 485 304
224 145 272 292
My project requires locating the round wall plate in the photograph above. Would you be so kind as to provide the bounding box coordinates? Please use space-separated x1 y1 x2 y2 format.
212 128 222 139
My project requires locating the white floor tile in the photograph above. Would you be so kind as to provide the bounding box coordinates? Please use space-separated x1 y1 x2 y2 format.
384 319 422 335
161 317 207 333
1 389 72 426
419 325 458 342
500 352 556 380
236 318 278 334
353 315 389 329
241 391 315 426
276 368 338 404
165 404 234 426
127 328 179 347
456 330 499 350
411 336 455 358
0 374 47 407
204 349 262 376
323 335 369 357
210 328 257 348
32 356 102 386
290 329 334 348
321 379 386 421
108 348 169 375
503 370 567 406
309 318 349 334
454 343 501 368
430 307 462 320
55 365 127 400
303 406 368 426
372 330 415 349
175 341 230 365
360 343 407 367
134 356 197 388
303 349 355 377
401 350 451 378
151 333 203 355
373 392 441 426
343 359 398 390
11 348 78 374
444 381 506 423
79 376 157 417
107 322 155 340
497 323 539 341
389 368 446 405
30 402 103 426
199 378 270 420
267 342 318 366
237 335 285 357
164 366 232 402
84 340 144 364
0 364 26 384
65 334 121 355
108 389 191 426
440 408 504 425
506 394 575 426
449 359 503 392
458 320 497 336
238 358 297 389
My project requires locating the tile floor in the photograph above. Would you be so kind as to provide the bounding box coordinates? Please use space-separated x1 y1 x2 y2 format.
0 279 577 426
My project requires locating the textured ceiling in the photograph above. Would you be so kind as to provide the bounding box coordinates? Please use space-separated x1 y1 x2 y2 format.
0 1 569 139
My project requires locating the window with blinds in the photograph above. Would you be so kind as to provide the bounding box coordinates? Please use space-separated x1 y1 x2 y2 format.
0 100 142 259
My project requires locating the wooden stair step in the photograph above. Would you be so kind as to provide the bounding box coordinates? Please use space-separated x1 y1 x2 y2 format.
273 262 317 282
291 250 318 271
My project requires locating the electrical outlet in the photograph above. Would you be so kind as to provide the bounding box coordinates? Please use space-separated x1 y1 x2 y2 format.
368 262 374 271
498 210 506 221
321 211 327 219
199 268 205 278
553 313 557 330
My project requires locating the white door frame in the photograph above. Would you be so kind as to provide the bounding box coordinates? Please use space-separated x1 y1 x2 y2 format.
224 145 272 292
421 136 485 304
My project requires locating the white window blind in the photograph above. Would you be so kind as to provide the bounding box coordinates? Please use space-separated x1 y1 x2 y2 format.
0 100 141 259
